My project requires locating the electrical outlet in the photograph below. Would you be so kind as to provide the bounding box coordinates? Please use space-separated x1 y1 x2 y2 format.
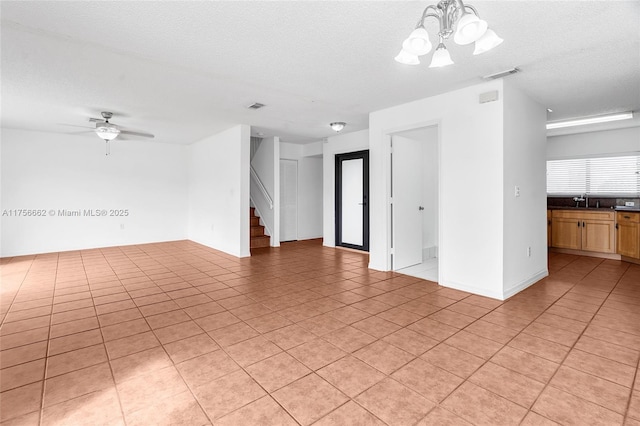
625 201 635 207
120 224 124 230
515 186 520 197
527 246 531 257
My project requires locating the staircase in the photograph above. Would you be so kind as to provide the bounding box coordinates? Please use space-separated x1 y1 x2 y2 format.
250 207 270 249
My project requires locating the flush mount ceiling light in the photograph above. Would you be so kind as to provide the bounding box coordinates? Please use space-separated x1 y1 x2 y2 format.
396 0 503 68
330 122 346 132
546 112 634 130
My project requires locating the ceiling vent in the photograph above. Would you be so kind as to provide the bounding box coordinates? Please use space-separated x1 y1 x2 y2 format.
247 102 266 110
483 67 520 80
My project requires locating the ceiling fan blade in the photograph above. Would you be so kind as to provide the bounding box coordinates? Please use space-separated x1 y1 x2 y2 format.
64 130 94 135
120 130 155 138
57 123 95 129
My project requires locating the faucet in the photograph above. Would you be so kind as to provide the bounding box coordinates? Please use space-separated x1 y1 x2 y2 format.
573 193 586 208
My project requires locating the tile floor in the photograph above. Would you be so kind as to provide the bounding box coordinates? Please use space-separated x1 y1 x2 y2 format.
397 258 439 282
1 239 639 425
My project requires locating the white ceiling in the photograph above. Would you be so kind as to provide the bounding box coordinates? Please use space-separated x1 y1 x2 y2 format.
2 1 639 145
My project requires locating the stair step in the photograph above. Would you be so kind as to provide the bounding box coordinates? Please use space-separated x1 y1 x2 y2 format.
251 217 260 226
250 235 270 249
250 225 265 237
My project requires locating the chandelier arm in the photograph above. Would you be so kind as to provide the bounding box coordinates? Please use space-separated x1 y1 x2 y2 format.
417 5 440 27
463 4 480 18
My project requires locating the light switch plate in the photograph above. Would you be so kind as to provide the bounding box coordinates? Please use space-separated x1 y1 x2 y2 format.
626 201 635 207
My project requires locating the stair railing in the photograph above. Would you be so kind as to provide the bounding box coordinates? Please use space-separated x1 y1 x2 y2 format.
250 165 273 209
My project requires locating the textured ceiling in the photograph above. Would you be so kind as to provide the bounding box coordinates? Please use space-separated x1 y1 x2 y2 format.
1 1 639 145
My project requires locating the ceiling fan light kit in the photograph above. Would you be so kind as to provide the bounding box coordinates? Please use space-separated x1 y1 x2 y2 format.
94 112 120 141
95 123 121 141
396 0 503 68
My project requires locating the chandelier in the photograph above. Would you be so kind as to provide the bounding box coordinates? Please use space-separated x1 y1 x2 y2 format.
395 0 503 68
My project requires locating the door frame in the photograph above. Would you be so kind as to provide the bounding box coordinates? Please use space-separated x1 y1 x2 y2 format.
335 150 370 251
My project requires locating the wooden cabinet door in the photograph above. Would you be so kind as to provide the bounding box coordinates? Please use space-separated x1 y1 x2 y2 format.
582 220 615 253
547 210 551 247
551 218 581 250
617 221 640 258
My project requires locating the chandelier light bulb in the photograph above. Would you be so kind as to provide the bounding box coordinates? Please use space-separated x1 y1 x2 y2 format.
395 49 420 65
429 43 454 68
473 28 503 55
454 13 488 45
403 27 432 56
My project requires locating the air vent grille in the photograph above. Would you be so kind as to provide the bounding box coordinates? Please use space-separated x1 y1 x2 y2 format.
483 67 520 80
247 103 266 110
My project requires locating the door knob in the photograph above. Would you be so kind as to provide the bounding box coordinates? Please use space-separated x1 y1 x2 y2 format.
418 206 425 211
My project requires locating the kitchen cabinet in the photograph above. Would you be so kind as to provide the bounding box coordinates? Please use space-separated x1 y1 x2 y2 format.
551 210 615 253
547 210 551 247
616 212 640 259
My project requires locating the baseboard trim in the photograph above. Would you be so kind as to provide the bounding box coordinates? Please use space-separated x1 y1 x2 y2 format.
440 268 548 301
621 255 640 265
502 269 549 300
438 280 504 300
549 247 620 260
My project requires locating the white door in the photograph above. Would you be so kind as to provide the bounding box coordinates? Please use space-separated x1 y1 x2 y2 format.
341 158 364 246
392 136 423 269
280 160 298 241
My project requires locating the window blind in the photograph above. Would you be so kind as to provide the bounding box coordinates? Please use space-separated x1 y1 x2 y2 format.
547 155 640 196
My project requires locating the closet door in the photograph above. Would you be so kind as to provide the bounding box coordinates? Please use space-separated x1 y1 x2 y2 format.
280 159 298 242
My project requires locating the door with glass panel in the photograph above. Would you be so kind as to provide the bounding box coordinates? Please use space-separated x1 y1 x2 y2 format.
335 150 369 251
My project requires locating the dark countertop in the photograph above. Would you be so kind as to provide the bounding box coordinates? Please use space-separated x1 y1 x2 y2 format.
548 206 640 212
615 206 640 212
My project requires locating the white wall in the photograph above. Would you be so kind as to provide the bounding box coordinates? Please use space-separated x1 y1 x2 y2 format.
547 126 640 159
502 80 548 298
251 136 280 245
281 141 323 240
0 128 188 257
369 80 547 299
369 80 505 297
187 125 250 257
322 130 370 247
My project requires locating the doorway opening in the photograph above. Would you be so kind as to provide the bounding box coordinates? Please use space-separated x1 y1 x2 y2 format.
390 126 439 281
335 150 369 252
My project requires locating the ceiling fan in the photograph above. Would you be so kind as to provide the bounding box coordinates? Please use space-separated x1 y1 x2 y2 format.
69 111 155 155
91 111 153 139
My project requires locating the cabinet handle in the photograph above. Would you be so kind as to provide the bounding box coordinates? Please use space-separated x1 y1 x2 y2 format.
577 221 580 227
624 215 631 219
616 223 619 230
582 221 585 227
